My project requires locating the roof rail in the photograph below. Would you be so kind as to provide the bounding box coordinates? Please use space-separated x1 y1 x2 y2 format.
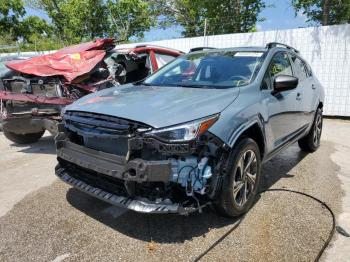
133 44 184 53
189 47 217 53
266 42 299 53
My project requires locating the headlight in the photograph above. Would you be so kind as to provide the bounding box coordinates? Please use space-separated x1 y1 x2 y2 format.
144 114 219 142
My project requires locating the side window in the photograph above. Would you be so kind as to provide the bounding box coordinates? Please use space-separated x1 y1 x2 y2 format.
155 53 176 69
269 52 293 77
261 52 292 90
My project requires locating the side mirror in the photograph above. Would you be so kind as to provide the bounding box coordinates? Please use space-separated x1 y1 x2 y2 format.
273 75 298 93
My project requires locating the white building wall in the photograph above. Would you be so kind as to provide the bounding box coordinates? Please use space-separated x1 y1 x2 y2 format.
119 24 350 116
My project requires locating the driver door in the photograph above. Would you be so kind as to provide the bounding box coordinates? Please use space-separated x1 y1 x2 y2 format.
261 52 304 151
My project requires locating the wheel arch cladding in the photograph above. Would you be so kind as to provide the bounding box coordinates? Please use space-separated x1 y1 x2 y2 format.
232 122 265 159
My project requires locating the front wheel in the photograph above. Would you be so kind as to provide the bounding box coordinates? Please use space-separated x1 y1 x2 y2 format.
216 138 262 217
3 129 45 144
298 108 323 152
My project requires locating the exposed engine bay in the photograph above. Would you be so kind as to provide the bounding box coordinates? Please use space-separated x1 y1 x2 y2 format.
0 53 146 135
0 40 182 140
55 111 229 214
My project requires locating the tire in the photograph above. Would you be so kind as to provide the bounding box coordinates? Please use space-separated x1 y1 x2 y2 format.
3 129 45 144
215 138 262 217
298 108 323 152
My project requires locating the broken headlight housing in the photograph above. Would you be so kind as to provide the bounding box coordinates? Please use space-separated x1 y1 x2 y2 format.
144 114 219 142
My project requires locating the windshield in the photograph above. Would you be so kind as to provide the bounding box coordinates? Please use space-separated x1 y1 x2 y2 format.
143 50 264 88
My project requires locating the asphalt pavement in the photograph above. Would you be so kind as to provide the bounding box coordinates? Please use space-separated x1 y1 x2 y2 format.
0 119 349 262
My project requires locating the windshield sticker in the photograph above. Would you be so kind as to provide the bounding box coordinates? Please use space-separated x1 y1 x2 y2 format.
234 52 263 57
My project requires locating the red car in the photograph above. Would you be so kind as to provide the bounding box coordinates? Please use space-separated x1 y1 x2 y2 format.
0 39 183 144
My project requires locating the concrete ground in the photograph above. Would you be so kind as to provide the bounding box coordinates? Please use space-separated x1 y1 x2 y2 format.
0 119 349 262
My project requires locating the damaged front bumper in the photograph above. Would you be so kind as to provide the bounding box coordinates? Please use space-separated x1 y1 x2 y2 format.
0 90 73 105
55 166 208 214
56 137 173 183
55 133 218 214
54 111 227 215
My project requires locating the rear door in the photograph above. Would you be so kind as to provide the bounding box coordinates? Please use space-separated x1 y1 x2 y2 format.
290 55 317 126
291 54 312 125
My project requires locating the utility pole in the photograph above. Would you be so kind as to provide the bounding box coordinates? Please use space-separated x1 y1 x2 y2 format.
322 0 330 25
203 18 207 46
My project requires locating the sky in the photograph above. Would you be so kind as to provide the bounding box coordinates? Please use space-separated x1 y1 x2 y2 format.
26 0 309 42
142 0 309 41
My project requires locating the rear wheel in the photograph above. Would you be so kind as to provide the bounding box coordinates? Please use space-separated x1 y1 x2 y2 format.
216 138 262 217
298 108 322 152
3 129 45 144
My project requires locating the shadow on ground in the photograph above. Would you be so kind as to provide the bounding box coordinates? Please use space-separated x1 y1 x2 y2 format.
66 143 308 244
9 135 56 155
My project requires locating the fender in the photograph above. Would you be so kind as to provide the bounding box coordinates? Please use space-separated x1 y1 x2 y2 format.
227 114 266 156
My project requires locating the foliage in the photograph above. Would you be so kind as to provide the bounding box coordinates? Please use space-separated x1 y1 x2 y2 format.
26 0 155 43
19 15 53 42
0 0 26 40
150 0 266 37
107 0 156 41
0 0 60 52
26 0 110 44
0 0 267 52
291 0 350 25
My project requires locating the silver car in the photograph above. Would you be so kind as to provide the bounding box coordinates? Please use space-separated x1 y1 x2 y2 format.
55 43 324 217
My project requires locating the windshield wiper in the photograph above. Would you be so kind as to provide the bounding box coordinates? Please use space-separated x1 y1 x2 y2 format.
176 84 217 89
134 81 160 86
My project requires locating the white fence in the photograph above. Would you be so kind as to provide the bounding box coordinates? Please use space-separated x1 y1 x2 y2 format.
119 24 350 116
2 25 350 116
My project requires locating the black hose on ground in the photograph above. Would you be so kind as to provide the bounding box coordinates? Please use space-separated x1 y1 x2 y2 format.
259 189 336 262
193 188 336 262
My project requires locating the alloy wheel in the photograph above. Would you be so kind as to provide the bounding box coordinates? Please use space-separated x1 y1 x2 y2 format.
233 150 258 207
313 114 322 145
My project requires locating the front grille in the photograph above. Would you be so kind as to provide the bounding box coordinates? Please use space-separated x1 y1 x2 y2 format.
60 160 127 196
59 160 169 200
64 111 150 156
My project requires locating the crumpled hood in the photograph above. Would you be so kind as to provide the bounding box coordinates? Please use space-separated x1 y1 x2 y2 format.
66 84 240 128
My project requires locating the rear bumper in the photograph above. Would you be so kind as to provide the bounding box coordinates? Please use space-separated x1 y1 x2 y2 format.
1 116 59 135
55 166 183 214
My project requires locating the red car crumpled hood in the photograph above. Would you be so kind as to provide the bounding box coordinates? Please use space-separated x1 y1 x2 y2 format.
5 38 114 82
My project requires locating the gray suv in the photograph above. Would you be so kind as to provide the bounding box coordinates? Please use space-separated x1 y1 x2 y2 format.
55 42 324 217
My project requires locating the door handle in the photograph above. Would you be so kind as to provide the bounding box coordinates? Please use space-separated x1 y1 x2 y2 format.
296 93 302 100
312 84 316 90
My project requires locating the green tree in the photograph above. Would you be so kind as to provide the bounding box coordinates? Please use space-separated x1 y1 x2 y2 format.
151 0 266 37
0 1 66 52
60 0 109 43
107 0 156 41
0 0 26 40
26 0 109 44
291 0 350 25
26 0 155 43
19 15 53 42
